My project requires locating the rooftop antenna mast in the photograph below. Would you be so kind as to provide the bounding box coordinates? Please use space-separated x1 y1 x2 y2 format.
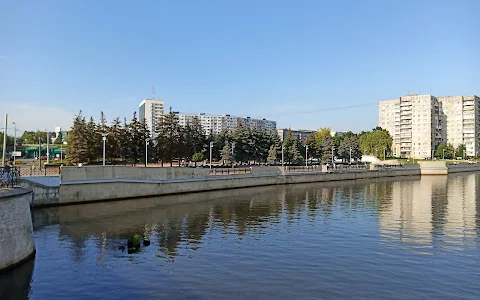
152 87 155 99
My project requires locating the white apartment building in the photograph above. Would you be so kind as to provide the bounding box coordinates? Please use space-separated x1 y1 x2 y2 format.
437 96 480 157
379 94 480 158
138 98 165 139
379 94 441 159
175 112 276 135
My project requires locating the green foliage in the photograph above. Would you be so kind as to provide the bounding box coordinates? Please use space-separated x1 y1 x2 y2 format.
220 140 233 164
66 111 89 165
455 144 467 158
358 127 393 158
435 142 454 159
338 136 362 162
320 137 335 163
267 145 277 164
192 152 205 162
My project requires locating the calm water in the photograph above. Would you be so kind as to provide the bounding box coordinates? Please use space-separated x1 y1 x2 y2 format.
2 173 480 299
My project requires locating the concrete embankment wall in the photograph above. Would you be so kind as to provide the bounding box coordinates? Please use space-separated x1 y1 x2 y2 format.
20 178 59 207
61 166 211 181
419 161 480 175
56 166 421 206
0 188 36 272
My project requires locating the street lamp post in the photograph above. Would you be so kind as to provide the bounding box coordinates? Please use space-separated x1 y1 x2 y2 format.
454 150 456 160
102 134 107 166
38 137 41 170
12 122 16 152
376 148 378 158
231 142 235 169
45 130 50 164
443 149 446 160
463 150 466 160
281 144 284 168
384 147 386 161
349 147 352 164
331 146 335 165
209 141 213 169
145 138 150 167
61 141 67 163
305 145 309 167
1 114 7 167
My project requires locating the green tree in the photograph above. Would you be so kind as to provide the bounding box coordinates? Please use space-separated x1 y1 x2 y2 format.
154 113 166 166
304 133 318 161
435 142 454 159
127 112 142 165
358 127 392 158
162 107 181 167
314 128 332 150
282 130 296 164
320 137 335 163
86 116 98 163
338 136 362 163
267 145 277 165
455 144 467 159
66 111 89 165
138 117 152 165
192 152 205 166
220 140 233 165
107 117 125 164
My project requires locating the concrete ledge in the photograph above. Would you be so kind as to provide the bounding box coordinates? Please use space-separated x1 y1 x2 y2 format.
20 178 59 207
0 188 36 272
57 168 421 206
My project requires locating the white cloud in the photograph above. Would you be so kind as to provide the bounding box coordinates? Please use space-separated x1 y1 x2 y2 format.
0 55 7 60
0 102 74 133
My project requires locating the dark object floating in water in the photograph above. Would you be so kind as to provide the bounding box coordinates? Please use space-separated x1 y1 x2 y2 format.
143 240 151 246
127 233 141 254
118 246 125 252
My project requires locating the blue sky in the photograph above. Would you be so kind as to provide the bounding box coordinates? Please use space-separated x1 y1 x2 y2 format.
1 0 479 133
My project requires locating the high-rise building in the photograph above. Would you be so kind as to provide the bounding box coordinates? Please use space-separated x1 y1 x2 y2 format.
379 94 479 158
437 96 480 157
276 129 314 141
175 112 276 135
139 98 164 139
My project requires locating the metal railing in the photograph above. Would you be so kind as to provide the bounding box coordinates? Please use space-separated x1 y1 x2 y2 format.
1 166 20 188
209 167 252 176
18 166 61 176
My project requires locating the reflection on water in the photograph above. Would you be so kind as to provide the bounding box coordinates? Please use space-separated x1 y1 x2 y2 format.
5 173 480 299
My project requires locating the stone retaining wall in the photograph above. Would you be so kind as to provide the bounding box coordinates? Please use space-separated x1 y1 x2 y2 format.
0 188 36 272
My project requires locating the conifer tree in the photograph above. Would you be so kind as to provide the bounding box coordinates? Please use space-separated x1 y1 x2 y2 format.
66 111 89 165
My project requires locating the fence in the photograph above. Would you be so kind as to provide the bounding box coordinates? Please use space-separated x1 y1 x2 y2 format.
209 167 252 176
0 166 20 188
285 165 322 172
18 166 61 177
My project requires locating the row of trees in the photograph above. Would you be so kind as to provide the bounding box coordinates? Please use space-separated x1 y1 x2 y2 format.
435 143 467 159
64 110 372 166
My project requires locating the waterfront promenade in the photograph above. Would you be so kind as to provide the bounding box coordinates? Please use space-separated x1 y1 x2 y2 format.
19 161 480 207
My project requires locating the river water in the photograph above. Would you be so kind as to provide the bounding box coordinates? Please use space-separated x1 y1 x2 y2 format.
2 173 480 299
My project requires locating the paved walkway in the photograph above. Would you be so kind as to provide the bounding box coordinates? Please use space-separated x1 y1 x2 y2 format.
23 176 60 187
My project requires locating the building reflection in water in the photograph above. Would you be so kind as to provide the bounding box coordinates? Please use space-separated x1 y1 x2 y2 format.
32 173 480 264
378 173 479 251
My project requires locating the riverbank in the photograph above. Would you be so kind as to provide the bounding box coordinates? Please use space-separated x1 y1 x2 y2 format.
20 162 480 207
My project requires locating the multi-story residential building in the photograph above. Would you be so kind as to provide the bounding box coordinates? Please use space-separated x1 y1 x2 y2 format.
175 112 276 135
138 98 164 139
276 129 314 142
437 96 480 157
379 94 479 158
